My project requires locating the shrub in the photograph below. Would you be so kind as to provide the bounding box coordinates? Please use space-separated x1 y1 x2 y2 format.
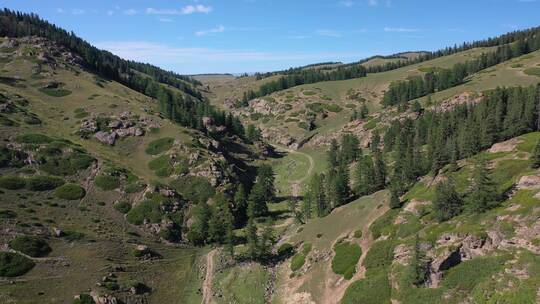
148 155 170 170
114 201 132 214
171 176 214 204
125 182 146 193
354 229 363 238
62 230 85 241
0 175 26 190
94 175 120 191
324 104 342 113
16 133 53 144
26 175 65 191
0 209 17 218
145 137 174 155
73 294 95 304
290 243 312 271
278 243 295 258
54 183 86 200
0 252 35 277
9 236 51 257
126 200 162 225
39 88 72 97
524 67 540 77
363 240 395 274
332 241 362 279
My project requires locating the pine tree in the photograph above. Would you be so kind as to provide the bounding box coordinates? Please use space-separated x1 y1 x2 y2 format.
208 194 230 244
328 139 340 168
434 179 463 221
258 221 275 259
389 188 401 209
532 139 540 168
233 184 247 226
411 235 428 286
360 103 369 119
246 199 258 259
467 156 498 213
187 201 211 245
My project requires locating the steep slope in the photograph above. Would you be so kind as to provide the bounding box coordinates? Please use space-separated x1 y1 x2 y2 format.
0 35 256 304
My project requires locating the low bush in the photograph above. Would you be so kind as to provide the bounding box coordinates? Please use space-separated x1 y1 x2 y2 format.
341 271 391 304
0 252 35 277
0 175 26 190
94 175 120 191
15 133 53 144
145 137 174 155
126 199 162 225
9 235 51 257
171 176 214 204
26 175 64 191
54 183 86 200
114 201 132 214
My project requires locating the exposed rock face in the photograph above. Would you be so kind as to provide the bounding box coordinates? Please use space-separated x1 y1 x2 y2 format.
95 131 117 146
404 199 431 215
488 138 523 153
90 291 118 304
516 175 540 190
430 92 483 113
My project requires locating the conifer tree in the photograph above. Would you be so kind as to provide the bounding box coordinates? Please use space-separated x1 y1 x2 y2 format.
467 157 498 213
434 179 462 221
246 199 258 259
389 188 401 209
532 139 540 168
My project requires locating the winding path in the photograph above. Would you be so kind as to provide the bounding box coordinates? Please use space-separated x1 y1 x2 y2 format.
201 249 217 304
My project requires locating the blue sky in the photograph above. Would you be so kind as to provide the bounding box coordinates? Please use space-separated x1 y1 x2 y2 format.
3 0 540 74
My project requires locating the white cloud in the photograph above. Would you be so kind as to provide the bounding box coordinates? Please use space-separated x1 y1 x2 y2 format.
182 4 212 14
123 9 137 15
368 0 378 6
316 29 342 37
339 0 355 7
72 9 85 15
158 17 174 23
384 27 420 32
94 41 366 64
106 10 114 16
195 25 225 36
56 8 65 14
146 5 212 15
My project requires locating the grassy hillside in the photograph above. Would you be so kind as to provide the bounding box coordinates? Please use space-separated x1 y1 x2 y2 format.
0 36 247 303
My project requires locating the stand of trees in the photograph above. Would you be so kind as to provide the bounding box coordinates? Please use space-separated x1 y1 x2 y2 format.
241 65 367 103
245 26 540 100
382 32 540 107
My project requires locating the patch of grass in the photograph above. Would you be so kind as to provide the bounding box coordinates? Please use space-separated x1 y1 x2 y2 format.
323 104 342 113
341 271 391 304
15 133 53 144
363 239 395 274
331 241 362 279
54 183 86 200
524 67 540 77
290 243 312 272
125 182 146 193
303 90 316 96
369 209 399 239
0 209 17 218
9 236 51 257
171 176 214 204
126 199 162 225
26 175 65 191
363 118 378 130
94 175 120 191
442 254 510 292
73 294 95 304
0 175 26 190
39 87 72 97
114 201 132 214
145 137 174 155
0 252 35 277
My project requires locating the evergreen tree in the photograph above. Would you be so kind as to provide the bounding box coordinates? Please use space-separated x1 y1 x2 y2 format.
246 199 259 259
389 188 401 209
467 157 498 213
434 179 463 221
258 221 275 259
411 235 428 286
360 103 369 119
532 139 540 168
208 193 230 244
233 184 248 226
327 139 340 168
187 201 211 245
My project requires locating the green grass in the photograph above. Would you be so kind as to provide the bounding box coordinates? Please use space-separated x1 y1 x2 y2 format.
331 241 361 279
523 67 540 77
94 175 120 191
341 271 391 304
369 208 399 239
26 175 65 191
290 243 312 272
145 137 174 155
113 201 132 214
0 175 26 190
171 176 214 204
214 263 269 304
15 133 53 144
9 236 51 257
126 199 162 224
39 87 72 97
363 239 395 274
54 183 86 200
0 252 35 277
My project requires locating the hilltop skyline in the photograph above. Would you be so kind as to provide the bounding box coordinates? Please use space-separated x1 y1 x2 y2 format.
3 0 540 73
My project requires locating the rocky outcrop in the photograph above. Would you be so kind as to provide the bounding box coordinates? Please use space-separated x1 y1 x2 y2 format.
95 131 117 146
516 174 540 190
488 138 522 153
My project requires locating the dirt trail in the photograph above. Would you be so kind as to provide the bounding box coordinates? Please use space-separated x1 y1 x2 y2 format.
319 199 390 304
271 144 314 197
201 249 217 304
